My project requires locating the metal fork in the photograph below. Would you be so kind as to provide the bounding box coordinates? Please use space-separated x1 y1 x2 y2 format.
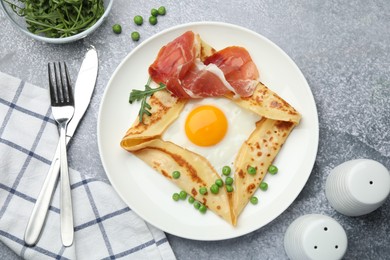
48 62 75 247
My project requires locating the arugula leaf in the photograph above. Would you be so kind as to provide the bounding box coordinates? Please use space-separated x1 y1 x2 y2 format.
129 78 166 123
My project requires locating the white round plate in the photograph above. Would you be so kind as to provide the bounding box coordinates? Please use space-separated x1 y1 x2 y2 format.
98 22 319 241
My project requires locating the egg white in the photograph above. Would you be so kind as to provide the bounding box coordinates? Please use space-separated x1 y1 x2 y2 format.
163 97 261 175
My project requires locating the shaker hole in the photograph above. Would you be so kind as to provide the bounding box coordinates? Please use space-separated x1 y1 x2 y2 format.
369 181 373 185
324 227 328 231
314 246 318 249
335 245 339 249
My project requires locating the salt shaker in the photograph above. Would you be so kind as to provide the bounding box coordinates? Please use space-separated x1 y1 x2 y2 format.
284 214 348 260
325 159 390 216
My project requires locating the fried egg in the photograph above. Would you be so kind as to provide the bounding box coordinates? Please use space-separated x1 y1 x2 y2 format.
163 97 261 173
185 104 228 146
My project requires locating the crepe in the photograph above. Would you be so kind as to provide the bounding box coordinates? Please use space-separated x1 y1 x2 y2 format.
232 118 296 221
125 138 235 225
121 90 187 148
227 82 301 124
120 36 301 226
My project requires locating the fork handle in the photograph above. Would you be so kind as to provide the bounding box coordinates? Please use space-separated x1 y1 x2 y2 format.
59 124 74 247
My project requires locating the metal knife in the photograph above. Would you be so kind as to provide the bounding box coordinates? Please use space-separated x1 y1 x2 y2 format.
24 45 99 246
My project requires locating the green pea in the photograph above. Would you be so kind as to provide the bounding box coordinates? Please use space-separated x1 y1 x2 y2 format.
151 8 159 17
248 166 257 175
158 6 166 15
225 176 233 185
222 166 231 176
172 170 180 179
149 16 158 25
226 185 234 193
133 15 143 25
210 184 219 194
199 204 207 214
199 187 207 195
215 179 223 187
259 182 268 191
131 31 140 41
268 165 278 175
179 190 187 200
112 24 122 34
188 196 195 204
250 196 258 205
172 193 180 201
194 201 201 209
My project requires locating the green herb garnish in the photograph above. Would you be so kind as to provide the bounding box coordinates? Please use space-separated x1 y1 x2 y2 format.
4 0 105 38
129 77 166 123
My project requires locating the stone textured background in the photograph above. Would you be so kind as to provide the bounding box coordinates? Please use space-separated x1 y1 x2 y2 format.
1 0 389 259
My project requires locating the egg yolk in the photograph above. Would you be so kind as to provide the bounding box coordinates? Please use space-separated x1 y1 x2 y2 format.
185 105 228 146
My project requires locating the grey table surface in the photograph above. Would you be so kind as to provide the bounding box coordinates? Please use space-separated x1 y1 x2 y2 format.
1 0 389 259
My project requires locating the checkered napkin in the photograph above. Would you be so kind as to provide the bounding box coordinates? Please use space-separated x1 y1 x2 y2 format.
0 71 176 260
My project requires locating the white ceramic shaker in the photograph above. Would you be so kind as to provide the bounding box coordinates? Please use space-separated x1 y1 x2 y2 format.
284 214 348 260
325 159 390 216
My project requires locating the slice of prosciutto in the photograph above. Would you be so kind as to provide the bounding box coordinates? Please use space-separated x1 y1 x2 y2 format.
168 61 234 98
148 31 259 98
204 46 259 97
149 31 198 85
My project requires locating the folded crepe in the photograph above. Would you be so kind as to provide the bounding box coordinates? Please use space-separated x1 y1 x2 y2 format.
125 138 235 225
232 118 296 220
120 36 301 226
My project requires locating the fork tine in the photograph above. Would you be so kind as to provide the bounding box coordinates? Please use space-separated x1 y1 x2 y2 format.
54 62 64 103
65 63 74 104
58 62 65 103
48 63 58 104
63 62 74 104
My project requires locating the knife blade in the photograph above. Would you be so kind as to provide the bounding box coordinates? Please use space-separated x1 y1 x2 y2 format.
24 45 98 246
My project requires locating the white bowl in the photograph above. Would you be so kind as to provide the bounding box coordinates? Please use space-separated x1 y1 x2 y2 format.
1 0 113 44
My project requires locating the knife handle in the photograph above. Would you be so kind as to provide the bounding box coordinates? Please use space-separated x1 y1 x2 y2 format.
24 137 69 246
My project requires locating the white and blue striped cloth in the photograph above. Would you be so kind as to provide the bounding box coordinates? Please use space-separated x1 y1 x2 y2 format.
0 71 176 260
